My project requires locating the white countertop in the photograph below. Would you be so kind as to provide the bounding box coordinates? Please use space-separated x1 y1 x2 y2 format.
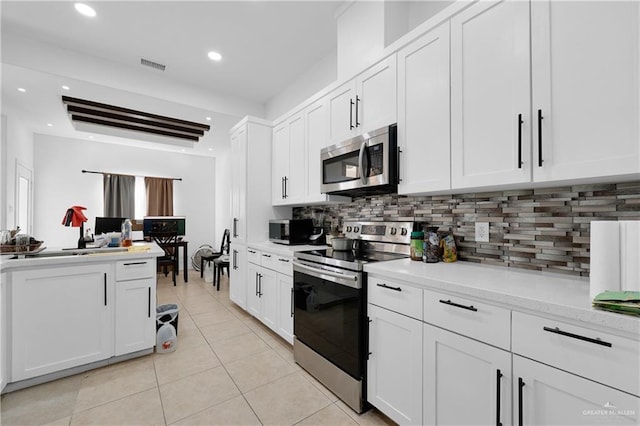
365 259 640 337
245 241 328 257
0 242 163 272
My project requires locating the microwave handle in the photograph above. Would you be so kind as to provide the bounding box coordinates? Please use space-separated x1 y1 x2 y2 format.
358 141 368 184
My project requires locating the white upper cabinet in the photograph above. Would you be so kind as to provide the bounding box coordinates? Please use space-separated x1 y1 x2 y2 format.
451 0 532 190
398 23 451 195
272 113 305 206
328 55 397 144
531 0 640 182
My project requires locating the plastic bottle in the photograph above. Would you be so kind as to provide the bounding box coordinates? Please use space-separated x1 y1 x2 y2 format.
121 219 132 247
410 231 424 260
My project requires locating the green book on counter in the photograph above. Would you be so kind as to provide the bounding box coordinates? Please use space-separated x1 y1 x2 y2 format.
592 291 640 316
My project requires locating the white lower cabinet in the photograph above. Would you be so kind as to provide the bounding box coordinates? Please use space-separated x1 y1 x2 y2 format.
247 248 294 343
514 355 640 425
423 323 511 425
367 303 423 425
11 264 114 381
114 259 156 356
276 273 293 344
229 243 247 309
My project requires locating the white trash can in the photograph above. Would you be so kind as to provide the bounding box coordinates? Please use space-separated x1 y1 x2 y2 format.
156 304 179 353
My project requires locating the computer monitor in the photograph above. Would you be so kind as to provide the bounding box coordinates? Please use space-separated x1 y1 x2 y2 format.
143 216 186 236
94 217 126 235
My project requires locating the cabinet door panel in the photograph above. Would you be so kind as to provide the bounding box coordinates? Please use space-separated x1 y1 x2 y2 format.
12 265 112 380
229 245 247 309
115 278 155 356
357 56 397 134
514 355 640 425
532 0 640 181
305 99 330 203
328 81 356 143
246 263 261 318
451 0 531 188
259 268 278 331
276 273 293 344
424 323 511 426
367 304 422 425
272 123 288 204
230 127 247 244
287 114 305 204
398 23 451 194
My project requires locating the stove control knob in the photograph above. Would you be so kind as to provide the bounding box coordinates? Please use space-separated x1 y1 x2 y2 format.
401 228 408 236
354 226 360 233
390 227 397 235
346 226 352 232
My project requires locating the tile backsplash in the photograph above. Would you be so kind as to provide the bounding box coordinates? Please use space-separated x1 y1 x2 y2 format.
294 182 640 277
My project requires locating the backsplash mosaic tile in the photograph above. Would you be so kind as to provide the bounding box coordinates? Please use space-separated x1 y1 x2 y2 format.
294 182 640 277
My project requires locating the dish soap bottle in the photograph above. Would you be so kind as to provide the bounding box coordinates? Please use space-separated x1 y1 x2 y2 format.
121 219 132 247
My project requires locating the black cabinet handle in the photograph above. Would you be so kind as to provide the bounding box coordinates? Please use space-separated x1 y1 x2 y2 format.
262 254 271 258
281 177 285 199
439 299 477 312
233 250 238 270
518 377 525 426
543 326 612 348
248 249 256 254
148 287 151 318
349 98 355 129
255 273 259 296
104 273 107 306
123 261 147 266
366 316 372 360
496 369 503 426
290 288 294 318
355 95 360 127
517 113 523 168
278 258 290 263
258 274 263 297
397 147 403 182
284 176 288 199
376 283 402 292
233 218 238 238
537 109 543 167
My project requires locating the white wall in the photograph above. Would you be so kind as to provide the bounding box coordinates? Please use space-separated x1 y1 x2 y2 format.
407 1 456 31
264 49 337 121
33 134 216 267
2 114 34 231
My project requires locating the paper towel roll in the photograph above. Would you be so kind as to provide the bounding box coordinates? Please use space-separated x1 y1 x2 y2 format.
590 221 621 300
620 221 640 292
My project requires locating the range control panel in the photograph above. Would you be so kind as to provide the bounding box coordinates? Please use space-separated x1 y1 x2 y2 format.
343 221 413 245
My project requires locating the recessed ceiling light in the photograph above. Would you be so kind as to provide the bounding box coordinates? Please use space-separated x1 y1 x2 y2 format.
62 85 70 90
208 148 213 152
47 123 53 127
88 135 94 139
206 116 211 121
207 51 222 61
74 3 96 18
17 87 26 92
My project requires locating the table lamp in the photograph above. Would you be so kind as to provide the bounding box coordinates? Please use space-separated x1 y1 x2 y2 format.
62 205 88 249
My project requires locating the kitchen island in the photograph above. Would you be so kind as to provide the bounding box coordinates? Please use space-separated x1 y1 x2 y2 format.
0 243 163 393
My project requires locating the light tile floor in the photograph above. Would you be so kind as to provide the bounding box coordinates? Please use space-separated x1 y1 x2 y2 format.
1 269 396 426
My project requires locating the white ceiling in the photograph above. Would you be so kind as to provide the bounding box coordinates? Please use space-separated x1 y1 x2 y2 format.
0 1 344 154
1 1 342 105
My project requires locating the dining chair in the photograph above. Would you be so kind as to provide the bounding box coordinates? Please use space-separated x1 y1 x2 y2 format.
149 231 179 286
200 229 230 278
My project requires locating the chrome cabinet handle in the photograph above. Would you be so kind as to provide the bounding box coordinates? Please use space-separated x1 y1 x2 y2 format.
358 141 367 184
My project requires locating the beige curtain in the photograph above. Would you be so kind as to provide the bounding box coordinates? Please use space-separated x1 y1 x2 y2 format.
145 177 173 216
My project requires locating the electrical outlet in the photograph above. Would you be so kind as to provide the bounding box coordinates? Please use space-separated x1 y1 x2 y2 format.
475 222 489 242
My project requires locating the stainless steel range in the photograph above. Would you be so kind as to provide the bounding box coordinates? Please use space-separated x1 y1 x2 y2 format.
292 221 412 413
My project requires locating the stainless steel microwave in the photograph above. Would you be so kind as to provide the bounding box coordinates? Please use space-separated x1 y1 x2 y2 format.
269 219 314 245
320 124 398 197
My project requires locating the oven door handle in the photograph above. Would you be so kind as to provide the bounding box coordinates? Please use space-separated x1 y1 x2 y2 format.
293 260 361 289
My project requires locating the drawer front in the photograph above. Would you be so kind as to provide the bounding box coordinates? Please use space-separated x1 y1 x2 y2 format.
423 289 511 350
247 247 261 265
266 255 293 276
368 276 422 320
115 258 155 281
512 311 640 397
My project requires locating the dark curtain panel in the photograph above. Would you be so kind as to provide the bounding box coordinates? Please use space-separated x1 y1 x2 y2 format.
103 174 135 218
145 177 173 216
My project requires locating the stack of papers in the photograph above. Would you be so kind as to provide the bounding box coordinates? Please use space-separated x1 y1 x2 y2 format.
592 291 640 316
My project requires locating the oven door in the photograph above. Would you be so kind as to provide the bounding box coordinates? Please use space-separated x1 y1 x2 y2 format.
292 260 364 380
320 128 391 195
